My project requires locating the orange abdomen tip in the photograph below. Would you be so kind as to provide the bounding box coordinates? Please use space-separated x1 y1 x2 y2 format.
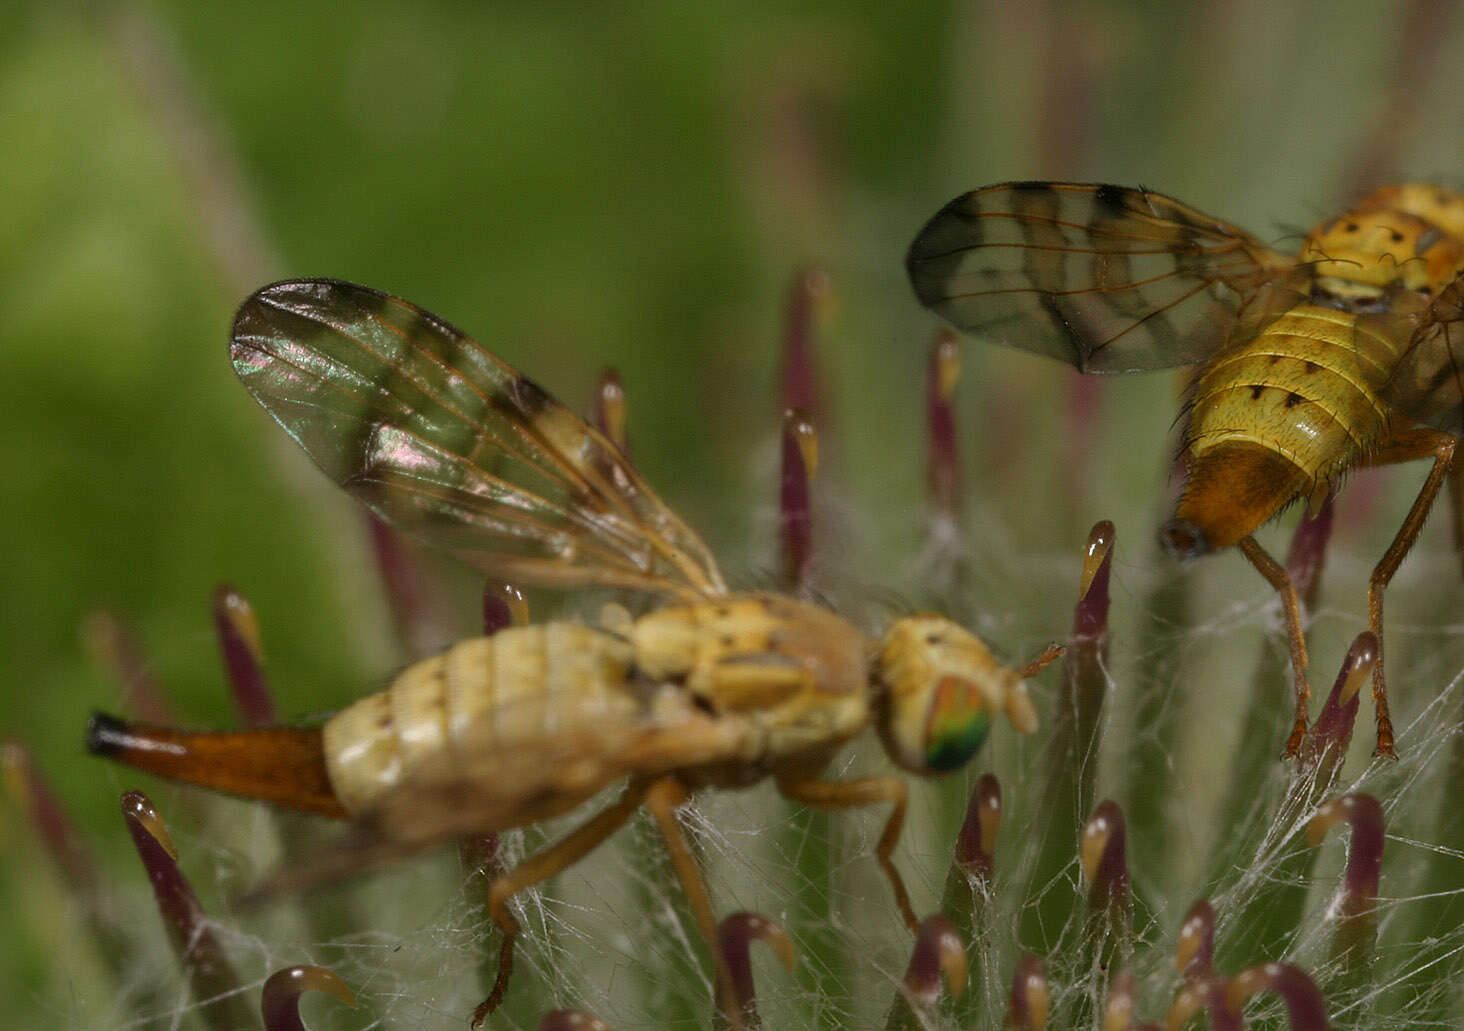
86 713 349 819
1161 441 1312 558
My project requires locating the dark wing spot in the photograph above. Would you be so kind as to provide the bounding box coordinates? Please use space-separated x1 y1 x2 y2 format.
1249 384 1265 400
399 309 435 354
1093 183 1130 216
1037 295 1089 369
1284 392 1304 408
343 282 394 322
1303 360 1319 373
484 372 553 423
511 376 551 418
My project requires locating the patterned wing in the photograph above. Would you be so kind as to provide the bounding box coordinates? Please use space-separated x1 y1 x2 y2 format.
1370 280 1464 433
231 279 726 598
906 181 1297 373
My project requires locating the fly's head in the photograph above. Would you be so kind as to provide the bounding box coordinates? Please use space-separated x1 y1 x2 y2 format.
871 614 1037 775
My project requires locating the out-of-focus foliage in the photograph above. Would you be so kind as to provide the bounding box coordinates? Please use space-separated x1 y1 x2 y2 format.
7 2 1464 1029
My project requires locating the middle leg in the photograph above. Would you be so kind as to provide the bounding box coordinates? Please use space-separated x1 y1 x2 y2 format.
1358 427 1457 757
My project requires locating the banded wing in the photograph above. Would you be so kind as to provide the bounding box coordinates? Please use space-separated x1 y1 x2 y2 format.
231 279 726 598
1370 279 1464 433
906 181 1296 372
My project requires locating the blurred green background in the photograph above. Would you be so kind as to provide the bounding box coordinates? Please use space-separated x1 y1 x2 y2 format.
6 1 1464 1027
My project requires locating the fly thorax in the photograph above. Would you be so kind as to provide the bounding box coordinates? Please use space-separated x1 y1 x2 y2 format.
631 596 866 719
630 597 790 682
628 605 707 680
1303 205 1464 309
872 615 1028 775
633 596 871 769
1359 183 1464 239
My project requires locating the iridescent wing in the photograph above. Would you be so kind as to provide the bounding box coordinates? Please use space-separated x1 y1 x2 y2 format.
906 181 1298 372
231 279 727 598
1369 279 1464 433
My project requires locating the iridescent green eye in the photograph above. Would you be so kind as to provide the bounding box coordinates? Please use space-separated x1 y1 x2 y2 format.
924 676 990 772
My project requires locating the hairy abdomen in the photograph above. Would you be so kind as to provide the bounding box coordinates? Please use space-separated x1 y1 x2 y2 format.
324 624 640 816
1170 305 1396 553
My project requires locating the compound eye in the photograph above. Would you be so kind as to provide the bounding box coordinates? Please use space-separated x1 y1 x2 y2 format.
922 675 990 772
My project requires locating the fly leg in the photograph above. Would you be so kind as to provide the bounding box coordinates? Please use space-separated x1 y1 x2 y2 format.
642 776 744 1031
1359 428 1457 758
471 779 652 1028
777 774 916 932
1016 642 1065 679
1237 535 1312 756
1449 459 1464 588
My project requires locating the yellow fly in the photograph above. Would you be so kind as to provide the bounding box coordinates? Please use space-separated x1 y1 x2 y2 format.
87 279 1062 1023
908 181 1464 755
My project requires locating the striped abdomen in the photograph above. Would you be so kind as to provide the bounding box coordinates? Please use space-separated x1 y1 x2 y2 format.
324 623 639 816
1165 305 1399 555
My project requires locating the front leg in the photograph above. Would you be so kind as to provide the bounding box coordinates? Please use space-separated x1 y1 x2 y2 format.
776 773 916 932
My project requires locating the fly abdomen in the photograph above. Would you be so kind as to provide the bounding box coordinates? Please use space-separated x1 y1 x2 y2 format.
323 623 638 815
1166 305 1396 555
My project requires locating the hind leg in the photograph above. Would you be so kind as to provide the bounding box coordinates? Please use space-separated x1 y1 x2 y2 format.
471 779 651 1027
1360 428 1456 757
